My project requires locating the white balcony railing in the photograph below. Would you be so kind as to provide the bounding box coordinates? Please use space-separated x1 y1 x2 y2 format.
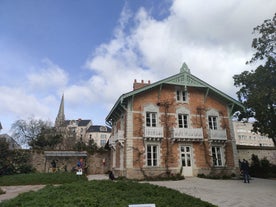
144 127 163 140
209 129 227 141
114 130 124 142
172 128 203 141
109 130 124 148
109 135 116 149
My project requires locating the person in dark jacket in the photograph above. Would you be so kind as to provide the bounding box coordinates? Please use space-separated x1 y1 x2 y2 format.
108 170 115 180
241 159 250 183
51 160 57 172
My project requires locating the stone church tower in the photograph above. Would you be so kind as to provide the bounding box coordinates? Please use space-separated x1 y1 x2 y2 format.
55 94 65 128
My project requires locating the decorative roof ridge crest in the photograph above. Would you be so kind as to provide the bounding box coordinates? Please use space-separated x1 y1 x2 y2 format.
180 62 190 73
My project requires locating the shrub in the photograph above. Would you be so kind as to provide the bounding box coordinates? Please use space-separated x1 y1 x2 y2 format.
144 173 185 181
0 141 34 176
249 154 276 178
197 173 206 178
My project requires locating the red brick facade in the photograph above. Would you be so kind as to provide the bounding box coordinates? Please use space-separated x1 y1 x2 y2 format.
107 68 242 179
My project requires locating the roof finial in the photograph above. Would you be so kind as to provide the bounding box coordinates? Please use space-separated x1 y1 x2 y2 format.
180 62 190 73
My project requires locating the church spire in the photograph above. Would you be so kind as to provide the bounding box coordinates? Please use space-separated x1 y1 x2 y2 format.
55 94 65 127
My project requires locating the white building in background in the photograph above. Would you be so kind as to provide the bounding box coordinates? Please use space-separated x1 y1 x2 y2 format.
0 134 21 150
0 122 21 150
64 119 92 142
233 121 274 147
54 94 111 148
86 125 111 147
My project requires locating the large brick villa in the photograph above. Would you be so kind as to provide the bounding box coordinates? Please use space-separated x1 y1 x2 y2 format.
106 63 244 179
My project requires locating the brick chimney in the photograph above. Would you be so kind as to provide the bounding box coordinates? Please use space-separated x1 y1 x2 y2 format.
133 79 151 90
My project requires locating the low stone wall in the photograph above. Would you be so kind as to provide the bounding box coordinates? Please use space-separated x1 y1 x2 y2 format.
29 150 110 174
86 151 111 174
237 145 276 165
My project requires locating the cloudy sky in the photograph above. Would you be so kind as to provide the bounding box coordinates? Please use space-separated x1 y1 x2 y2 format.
0 0 275 134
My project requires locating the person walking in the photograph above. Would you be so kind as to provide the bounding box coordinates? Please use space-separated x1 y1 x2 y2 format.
241 159 250 183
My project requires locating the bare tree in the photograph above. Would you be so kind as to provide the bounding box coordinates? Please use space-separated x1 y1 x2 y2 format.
11 117 54 148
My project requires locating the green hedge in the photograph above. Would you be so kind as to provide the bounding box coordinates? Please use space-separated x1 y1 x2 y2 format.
250 154 276 178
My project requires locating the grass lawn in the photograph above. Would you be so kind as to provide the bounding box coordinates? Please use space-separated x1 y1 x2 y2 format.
0 173 216 207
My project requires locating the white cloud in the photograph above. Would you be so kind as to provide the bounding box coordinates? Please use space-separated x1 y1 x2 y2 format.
170 0 276 50
2 0 276 132
85 0 275 110
0 58 69 132
27 59 69 92
65 84 96 105
0 86 51 119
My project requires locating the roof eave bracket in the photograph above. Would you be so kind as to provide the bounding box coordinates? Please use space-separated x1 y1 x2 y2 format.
204 88 210 103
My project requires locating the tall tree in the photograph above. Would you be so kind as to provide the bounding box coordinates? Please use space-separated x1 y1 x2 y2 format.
233 13 276 146
29 128 63 150
248 13 276 63
11 117 62 149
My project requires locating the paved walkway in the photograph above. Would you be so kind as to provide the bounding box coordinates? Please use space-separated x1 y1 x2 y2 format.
0 185 45 203
147 177 276 207
87 175 276 207
1 175 275 207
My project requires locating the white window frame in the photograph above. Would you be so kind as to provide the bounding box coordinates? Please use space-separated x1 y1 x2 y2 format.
100 139 106 147
144 104 159 128
176 107 190 129
178 114 188 128
208 116 218 130
176 89 187 102
146 144 159 167
175 86 188 103
100 134 107 139
206 109 221 130
146 112 157 127
212 146 224 167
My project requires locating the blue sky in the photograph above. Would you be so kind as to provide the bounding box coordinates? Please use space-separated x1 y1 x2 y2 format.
0 0 275 134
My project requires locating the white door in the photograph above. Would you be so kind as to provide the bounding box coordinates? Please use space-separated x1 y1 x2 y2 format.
180 146 193 177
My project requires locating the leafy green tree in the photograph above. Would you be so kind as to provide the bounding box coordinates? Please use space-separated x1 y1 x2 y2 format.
0 140 13 175
73 139 99 154
233 13 276 146
0 140 34 175
29 128 63 150
87 139 99 154
248 13 276 63
249 154 275 178
73 140 87 151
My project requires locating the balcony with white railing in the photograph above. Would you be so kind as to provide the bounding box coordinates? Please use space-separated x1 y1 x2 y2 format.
114 130 124 146
144 127 163 141
208 129 227 142
171 128 203 142
108 135 116 149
